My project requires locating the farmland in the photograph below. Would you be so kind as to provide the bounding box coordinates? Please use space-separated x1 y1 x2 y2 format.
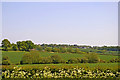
1 39 120 79
2 51 118 64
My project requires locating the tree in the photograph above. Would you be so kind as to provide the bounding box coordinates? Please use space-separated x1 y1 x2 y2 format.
1 39 11 51
25 40 34 51
17 40 35 51
60 47 67 53
45 47 52 52
16 41 22 51
51 54 63 64
52 48 59 52
11 43 18 51
84 53 99 63
20 51 41 64
67 58 78 64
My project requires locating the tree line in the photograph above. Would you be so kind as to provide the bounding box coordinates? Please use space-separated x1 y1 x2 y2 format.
1 39 120 52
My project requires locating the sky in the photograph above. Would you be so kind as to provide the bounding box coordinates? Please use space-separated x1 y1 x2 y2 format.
2 2 118 46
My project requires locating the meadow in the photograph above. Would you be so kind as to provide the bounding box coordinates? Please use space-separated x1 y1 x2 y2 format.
2 51 118 64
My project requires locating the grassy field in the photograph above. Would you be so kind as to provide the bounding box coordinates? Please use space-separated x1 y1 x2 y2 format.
2 51 118 64
2 63 119 71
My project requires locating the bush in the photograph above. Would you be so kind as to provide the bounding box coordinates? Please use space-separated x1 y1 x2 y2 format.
84 53 99 63
20 51 41 64
45 47 52 52
81 57 88 63
2 56 9 60
2 56 11 65
67 58 78 64
41 56 52 64
109 58 120 63
51 54 63 64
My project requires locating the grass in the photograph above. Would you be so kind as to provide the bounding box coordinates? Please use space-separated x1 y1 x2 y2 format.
2 51 118 64
2 51 26 64
2 63 119 71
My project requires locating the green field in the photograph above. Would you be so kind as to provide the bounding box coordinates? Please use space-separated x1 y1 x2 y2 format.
2 63 119 71
2 51 118 64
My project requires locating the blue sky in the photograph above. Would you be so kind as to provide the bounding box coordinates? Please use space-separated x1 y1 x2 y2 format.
2 2 118 46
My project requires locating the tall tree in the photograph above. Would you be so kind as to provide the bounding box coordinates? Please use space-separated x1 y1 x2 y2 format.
11 43 18 51
1 39 11 51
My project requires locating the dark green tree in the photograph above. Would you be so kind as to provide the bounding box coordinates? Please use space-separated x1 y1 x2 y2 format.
11 43 18 51
1 39 11 51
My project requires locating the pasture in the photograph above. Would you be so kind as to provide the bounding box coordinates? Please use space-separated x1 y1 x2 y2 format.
2 51 118 64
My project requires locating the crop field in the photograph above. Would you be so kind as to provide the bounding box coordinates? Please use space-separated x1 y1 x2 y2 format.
2 51 118 64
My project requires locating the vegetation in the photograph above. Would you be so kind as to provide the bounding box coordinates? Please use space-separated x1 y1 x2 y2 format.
1 39 119 55
2 66 120 78
1 39 120 79
1 39 11 51
2 51 119 64
2 56 11 65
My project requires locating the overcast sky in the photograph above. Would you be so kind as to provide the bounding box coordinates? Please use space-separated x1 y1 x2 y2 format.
2 2 118 46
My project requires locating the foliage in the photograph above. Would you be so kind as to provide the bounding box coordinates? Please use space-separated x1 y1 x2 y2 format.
109 58 120 63
41 56 53 64
11 43 18 51
51 54 63 64
20 51 40 64
16 40 34 51
2 66 120 78
67 58 78 63
45 47 52 52
2 56 11 65
1 39 11 51
84 53 99 63
2 51 118 64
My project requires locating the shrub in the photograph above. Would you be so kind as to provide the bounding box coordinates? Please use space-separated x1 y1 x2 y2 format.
2 60 11 65
77 58 82 63
81 57 88 63
84 53 99 63
51 54 63 64
41 56 52 64
20 53 32 64
67 58 78 64
109 58 120 63
20 51 41 64
2 56 9 60
2 56 11 65
45 47 52 52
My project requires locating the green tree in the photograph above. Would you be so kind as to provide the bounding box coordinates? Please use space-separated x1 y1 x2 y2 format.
51 54 63 64
84 53 99 63
25 40 34 51
16 41 22 51
17 40 35 51
11 43 18 51
1 39 11 51
20 51 40 64
52 48 59 52
45 47 52 52
67 58 78 64
60 47 67 53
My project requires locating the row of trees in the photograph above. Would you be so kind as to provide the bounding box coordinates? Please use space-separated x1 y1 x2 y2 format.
1 39 120 52
36 45 86 54
1 39 34 51
20 51 100 64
